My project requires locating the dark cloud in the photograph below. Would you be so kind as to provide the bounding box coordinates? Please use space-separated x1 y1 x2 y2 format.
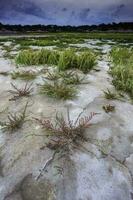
0 0 133 25
112 4 125 17
62 8 67 12
79 8 91 22
13 2 46 18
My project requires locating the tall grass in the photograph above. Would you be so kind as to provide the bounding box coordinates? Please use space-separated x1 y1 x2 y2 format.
47 51 60 65
14 49 57 66
110 47 132 66
16 50 40 65
58 50 78 70
16 49 59 66
78 52 97 73
16 49 97 73
58 50 97 72
110 47 133 98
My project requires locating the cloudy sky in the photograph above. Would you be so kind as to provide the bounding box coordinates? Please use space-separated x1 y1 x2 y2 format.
0 0 133 25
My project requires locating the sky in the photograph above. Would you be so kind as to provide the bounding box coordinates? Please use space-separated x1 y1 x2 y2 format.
0 0 133 25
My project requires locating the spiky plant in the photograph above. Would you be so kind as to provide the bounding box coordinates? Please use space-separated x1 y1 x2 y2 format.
0 102 28 133
103 89 118 100
45 70 60 81
35 110 98 150
8 82 33 101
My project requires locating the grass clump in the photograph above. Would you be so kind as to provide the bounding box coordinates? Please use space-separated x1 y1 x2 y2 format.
16 49 59 66
110 47 132 66
8 83 33 101
16 48 97 74
60 71 84 85
78 52 97 73
58 50 97 72
103 89 118 100
47 51 60 65
16 50 40 65
0 103 28 133
11 71 37 80
58 50 78 70
110 47 133 98
45 70 60 81
40 81 77 100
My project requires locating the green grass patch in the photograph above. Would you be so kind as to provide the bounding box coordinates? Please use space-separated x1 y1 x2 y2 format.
110 47 133 66
16 49 60 66
40 81 77 100
11 71 37 80
110 47 133 98
16 49 97 73
60 71 84 85
58 50 97 72
78 52 97 73
58 50 78 70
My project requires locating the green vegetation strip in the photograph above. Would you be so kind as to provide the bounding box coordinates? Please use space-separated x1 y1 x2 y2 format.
110 47 133 98
16 49 97 73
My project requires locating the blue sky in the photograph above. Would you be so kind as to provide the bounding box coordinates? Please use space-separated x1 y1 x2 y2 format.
0 0 133 25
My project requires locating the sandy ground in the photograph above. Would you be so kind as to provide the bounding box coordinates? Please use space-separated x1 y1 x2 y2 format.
0 39 133 200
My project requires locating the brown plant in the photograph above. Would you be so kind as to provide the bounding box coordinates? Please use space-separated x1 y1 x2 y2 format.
8 82 33 101
0 102 29 133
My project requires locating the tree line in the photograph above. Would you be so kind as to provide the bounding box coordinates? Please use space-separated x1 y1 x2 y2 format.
0 22 133 32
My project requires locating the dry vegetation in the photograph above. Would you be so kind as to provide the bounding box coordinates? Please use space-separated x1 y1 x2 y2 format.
0 102 28 133
8 82 33 101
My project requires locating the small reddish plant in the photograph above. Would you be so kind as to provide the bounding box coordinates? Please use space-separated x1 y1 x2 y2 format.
0 102 29 133
35 110 98 151
8 82 33 101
